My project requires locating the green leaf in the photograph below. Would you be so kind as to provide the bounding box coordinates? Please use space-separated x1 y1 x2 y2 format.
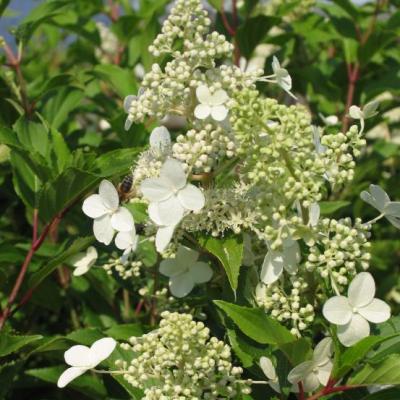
208 0 222 9
214 300 294 345
362 388 400 400
199 235 243 291
0 333 43 357
278 337 312 366
319 201 350 215
26 366 107 399
105 324 144 340
237 16 280 58
333 336 392 379
38 167 99 223
67 328 104 345
349 354 400 385
92 65 138 98
42 87 84 130
332 0 359 20
28 236 94 290
0 0 11 17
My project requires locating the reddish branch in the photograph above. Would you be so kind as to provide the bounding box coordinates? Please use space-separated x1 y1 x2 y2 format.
220 0 240 66
306 380 361 400
2 41 32 116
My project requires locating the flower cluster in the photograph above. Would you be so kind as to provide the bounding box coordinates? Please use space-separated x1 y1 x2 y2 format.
115 311 250 399
256 277 315 336
103 255 143 279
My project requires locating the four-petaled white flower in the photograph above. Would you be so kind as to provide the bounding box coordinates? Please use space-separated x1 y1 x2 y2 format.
194 85 229 122
57 337 116 388
149 126 171 156
288 337 333 392
323 272 391 347
361 184 400 229
141 158 205 252
260 238 300 285
259 356 280 393
159 246 213 298
115 227 138 261
69 246 98 276
82 180 134 245
349 100 379 134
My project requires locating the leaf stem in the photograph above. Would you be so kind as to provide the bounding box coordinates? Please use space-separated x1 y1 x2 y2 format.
221 0 240 66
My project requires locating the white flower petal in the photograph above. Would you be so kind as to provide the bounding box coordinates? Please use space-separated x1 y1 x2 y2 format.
160 259 185 277
209 89 228 106
169 273 195 298
177 184 205 211
277 71 292 91
269 380 281 393
283 241 300 274
260 357 277 380
110 207 134 232
90 337 117 365
148 202 163 226
386 215 400 229
155 196 184 226
384 202 400 217
98 180 119 210
363 101 379 119
348 272 375 308
309 203 320 227
64 345 93 367
57 367 87 388
196 85 211 104
349 105 363 119
360 190 379 211
155 225 175 253
160 158 187 190
176 246 199 266
140 177 172 202
302 372 320 393
288 361 313 384
322 296 352 325
211 105 229 121
313 337 333 366
190 261 213 284
70 247 97 270
73 265 90 276
115 230 137 251
123 95 136 113
124 117 133 131
358 298 391 324
93 215 114 245
82 194 108 219
194 104 211 120
370 185 390 211
317 360 333 386
260 251 284 285
271 56 280 74
150 126 171 152
337 314 370 347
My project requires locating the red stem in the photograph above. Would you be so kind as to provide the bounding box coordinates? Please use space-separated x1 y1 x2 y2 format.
298 382 305 400
342 63 360 132
221 0 241 66
306 384 360 400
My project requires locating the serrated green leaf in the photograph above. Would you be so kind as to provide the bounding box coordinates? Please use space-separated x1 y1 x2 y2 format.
214 300 294 345
0 333 43 357
199 235 243 291
349 354 400 385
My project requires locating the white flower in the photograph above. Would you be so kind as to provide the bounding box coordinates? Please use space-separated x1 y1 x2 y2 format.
115 228 138 260
82 180 134 245
159 246 213 298
57 337 116 388
349 101 379 133
260 238 300 285
319 114 339 126
288 337 333 392
309 203 320 227
141 158 205 227
155 225 176 254
323 272 391 347
259 357 280 393
149 126 171 156
361 184 400 228
194 85 229 122
312 126 326 155
271 56 297 100
69 246 98 276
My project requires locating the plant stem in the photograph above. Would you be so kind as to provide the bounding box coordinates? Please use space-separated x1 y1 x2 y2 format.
221 0 240 66
306 384 361 400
